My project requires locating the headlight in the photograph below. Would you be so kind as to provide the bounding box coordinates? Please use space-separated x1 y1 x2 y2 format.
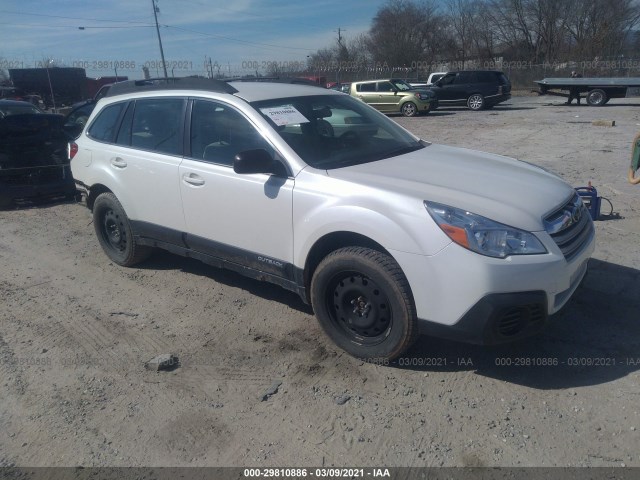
424 201 547 258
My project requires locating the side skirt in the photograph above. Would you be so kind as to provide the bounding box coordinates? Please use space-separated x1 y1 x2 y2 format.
131 221 308 303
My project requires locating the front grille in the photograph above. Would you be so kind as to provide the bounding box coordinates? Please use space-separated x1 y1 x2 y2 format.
545 194 594 261
497 303 545 336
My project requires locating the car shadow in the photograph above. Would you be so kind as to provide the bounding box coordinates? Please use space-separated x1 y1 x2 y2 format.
433 105 536 112
139 250 313 314
130 249 640 390
391 258 640 389
0 195 77 211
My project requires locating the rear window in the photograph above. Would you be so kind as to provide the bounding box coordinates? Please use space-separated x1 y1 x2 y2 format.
87 102 127 142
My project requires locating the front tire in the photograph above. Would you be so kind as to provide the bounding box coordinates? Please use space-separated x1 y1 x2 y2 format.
467 93 485 110
401 102 418 117
93 192 152 266
310 247 418 360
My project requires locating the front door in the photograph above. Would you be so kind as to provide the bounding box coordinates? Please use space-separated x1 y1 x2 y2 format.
179 98 294 278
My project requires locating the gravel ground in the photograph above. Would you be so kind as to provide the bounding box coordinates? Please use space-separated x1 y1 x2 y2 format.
1 94 639 468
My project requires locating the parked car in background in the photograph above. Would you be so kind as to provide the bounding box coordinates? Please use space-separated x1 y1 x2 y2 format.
64 83 116 138
409 72 448 89
69 78 593 360
22 94 46 110
0 100 75 208
428 71 511 110
328 82 350 94
0 86 26 100
349 78 438 117
426 72 447 85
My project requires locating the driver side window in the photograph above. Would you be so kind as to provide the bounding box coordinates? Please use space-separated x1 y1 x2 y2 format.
190 99 272 166
438 74 456 86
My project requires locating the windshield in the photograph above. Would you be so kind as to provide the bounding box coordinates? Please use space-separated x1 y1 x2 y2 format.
251 94 424 169
391 79 413 91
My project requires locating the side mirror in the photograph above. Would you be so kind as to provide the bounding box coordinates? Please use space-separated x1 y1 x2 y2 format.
234 149 284 176
434 80 442 87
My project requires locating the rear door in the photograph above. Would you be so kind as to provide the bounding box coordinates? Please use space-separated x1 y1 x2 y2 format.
432 72 474 102
375 81 400 111
354 82 381 110
85 98 187 237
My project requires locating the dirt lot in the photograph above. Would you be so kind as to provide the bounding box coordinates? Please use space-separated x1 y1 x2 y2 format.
1 95 640 468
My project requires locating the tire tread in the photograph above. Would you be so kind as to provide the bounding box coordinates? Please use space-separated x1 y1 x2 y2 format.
311 246 418 360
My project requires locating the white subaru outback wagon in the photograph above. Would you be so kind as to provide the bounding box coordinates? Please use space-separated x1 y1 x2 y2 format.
69 78 594 361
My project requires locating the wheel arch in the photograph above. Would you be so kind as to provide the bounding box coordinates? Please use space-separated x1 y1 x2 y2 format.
86 183 113 211
302 231 409 303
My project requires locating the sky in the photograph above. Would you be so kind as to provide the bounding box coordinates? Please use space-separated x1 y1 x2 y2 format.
0 0 389 79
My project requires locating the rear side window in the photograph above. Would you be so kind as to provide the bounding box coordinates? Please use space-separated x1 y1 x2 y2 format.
498 73 510 85
454 72 474 84
377 82 395 92
357 83 376 92
115 102 134 146
130 98 185 155
475 72 495 83
87 102 126 142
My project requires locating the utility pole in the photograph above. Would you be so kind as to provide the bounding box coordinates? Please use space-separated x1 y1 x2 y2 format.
152 0 168 79
335 27 346 84
337 27 344 48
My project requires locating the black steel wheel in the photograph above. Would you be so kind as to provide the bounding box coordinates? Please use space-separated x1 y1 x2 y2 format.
311 246 418 360
93 192 151 266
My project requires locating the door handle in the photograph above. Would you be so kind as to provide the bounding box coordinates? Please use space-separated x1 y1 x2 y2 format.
182 173 205 186
110 157 127 168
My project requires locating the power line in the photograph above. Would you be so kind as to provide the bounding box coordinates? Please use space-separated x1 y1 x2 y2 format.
0 22 154 29
165 25 313 52
0 10 151 25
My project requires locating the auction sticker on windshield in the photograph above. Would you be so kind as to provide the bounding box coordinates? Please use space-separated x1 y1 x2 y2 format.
260 105 309 126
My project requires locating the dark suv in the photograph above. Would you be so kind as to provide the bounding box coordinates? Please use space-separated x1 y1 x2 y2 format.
429 71 511 110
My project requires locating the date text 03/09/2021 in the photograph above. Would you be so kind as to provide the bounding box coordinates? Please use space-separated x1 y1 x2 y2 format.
243 468 391 477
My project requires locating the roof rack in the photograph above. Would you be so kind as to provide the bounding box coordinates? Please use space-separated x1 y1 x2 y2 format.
222 76 323 87
105 77 238 98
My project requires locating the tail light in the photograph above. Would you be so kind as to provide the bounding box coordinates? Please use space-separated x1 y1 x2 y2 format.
68 142 78 160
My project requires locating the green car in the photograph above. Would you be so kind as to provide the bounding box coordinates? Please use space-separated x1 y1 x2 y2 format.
349 78 438 117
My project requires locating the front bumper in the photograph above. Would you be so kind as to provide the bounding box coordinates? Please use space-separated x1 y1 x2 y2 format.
390 228 594 344
418 290 549 344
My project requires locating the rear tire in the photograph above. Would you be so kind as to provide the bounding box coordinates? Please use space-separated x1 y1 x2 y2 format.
586 89 607 106
467 93 485 110
310 247 418 361
93 192 152 266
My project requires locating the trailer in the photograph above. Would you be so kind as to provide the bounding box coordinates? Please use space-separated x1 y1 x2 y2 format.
534 77 640 106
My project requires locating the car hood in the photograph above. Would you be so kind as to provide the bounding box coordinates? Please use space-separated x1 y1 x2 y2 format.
326 143 574 232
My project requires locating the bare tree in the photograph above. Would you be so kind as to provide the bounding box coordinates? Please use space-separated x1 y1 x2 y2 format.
0 64 9 85
366 0 448 68
566 0 640 60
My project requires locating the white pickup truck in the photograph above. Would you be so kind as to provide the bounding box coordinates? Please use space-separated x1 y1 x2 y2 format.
410 72 447 88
